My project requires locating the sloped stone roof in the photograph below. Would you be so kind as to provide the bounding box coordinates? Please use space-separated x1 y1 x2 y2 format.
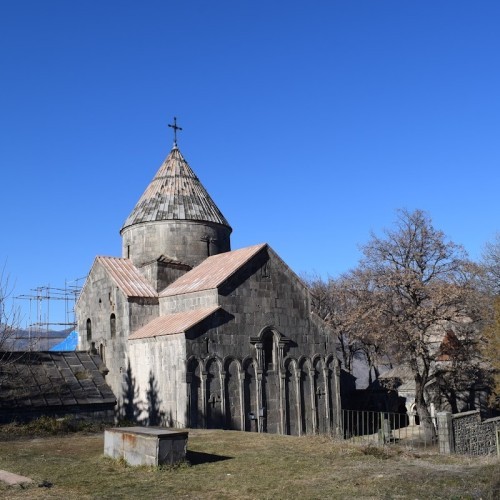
96 257 157 298
128 306 221 340
121 146 231 231
160 243 267 297
0 352 116 410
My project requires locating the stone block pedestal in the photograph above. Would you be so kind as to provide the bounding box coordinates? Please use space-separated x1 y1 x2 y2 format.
104 427 188 466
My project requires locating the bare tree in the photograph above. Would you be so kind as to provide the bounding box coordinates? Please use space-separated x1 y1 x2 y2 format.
354 209 480 439
482 233 500 295
308 274 390 383
480 234 500 408
308 276 364 374
0 265 22 360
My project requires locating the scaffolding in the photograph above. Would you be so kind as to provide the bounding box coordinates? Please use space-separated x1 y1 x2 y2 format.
15 277 85 350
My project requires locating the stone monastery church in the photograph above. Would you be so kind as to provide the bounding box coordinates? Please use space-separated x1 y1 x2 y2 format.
77 125 340 435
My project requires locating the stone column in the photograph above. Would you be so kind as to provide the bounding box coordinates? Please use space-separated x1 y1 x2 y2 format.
279 373 286 435
200 371 207 429
254 342 263 369
185 372 192 428
220 372 226 427
309 368 317 434
256 369 263 433
322 366 330 434
437 411 454 454
278 341 287 435
253 343 264 433
334 361 342 436
495 426 500 457
238 367 245 431
294 369 302 436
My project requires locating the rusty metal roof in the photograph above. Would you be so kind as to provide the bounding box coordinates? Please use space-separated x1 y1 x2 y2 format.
121 146 231 231
97 257 157 298
128 306 220 340
160 243 267 297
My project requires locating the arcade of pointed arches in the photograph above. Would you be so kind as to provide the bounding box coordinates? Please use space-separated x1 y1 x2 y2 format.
186 327 339 435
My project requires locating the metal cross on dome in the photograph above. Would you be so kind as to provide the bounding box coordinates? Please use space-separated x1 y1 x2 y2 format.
168 116 183 146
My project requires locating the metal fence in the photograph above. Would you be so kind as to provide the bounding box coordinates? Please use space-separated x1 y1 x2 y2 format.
341 409 438 449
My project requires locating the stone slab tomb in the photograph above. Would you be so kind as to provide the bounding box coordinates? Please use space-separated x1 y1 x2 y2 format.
104 427 188 466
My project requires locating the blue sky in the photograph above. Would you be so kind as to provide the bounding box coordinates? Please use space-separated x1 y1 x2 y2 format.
1 1 499 328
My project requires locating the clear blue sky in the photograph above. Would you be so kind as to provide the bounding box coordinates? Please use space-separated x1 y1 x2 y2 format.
1 1 499 328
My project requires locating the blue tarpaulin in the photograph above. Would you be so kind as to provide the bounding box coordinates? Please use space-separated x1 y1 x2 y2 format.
49 330 78 351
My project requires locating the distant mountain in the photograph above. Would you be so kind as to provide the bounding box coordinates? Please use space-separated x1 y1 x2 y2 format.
0 326 75 351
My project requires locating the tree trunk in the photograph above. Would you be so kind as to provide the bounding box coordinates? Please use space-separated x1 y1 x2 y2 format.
338 335 352 374
414 375 437 442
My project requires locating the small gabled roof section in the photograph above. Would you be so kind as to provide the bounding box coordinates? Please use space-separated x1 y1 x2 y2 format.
96 257 157 298
436 330 462 361
129 306 221 340
121 146 231 232
160 243 267 297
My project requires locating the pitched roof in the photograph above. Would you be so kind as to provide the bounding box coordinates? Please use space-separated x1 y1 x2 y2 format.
0 352 116 410
436 330 462 361
128 306 220 340
160 243 267 297
377 365 416 392
96 257 157 298
121 146 231 231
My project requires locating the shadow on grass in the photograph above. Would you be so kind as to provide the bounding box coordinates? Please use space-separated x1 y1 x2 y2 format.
186 450 233 465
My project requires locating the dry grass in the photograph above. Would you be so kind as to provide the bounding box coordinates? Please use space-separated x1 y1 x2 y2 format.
0 416 106 438
0 428 498 499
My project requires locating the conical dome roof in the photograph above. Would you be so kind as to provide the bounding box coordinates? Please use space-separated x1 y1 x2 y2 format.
121 146 231 232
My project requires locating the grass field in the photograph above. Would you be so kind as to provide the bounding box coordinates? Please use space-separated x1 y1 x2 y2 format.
0 427 499 499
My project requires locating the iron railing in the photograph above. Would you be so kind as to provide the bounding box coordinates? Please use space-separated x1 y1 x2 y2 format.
341 409 438 449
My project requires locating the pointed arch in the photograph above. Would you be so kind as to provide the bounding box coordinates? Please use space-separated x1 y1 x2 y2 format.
252 325 291 372
313 356 328 434
187 356 203 428
326 355 340 433
203 354 223 373
99 342 106 364
205 357 223 428
253 327 283 433
243 357 258 432
299 357 314 435
86 318 92 342
110 313 116 339
224 356 243 430
284 357 300 435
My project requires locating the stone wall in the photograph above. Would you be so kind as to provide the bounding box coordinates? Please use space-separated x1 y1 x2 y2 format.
183 247 341 435
121 220 231 268
128 334 188 427
76 260 159 415
160 289 219 315
451 410 500 455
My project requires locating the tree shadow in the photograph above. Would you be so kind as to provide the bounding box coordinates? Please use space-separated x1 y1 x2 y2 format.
120 361 141 422
186 450 233 465
120 363 175 427
145 370 165 426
